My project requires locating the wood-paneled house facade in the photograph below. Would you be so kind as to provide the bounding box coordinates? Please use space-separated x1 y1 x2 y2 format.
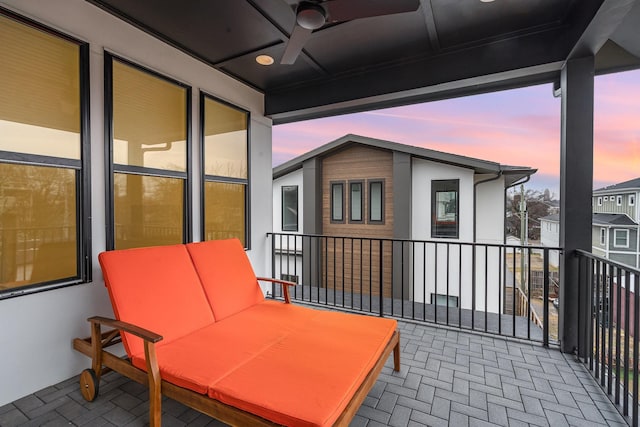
273 134 536 304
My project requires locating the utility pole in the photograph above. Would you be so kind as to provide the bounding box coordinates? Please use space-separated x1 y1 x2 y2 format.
520 185 527 290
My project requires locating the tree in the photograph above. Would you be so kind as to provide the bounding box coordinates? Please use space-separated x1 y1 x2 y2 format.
506 188 554 241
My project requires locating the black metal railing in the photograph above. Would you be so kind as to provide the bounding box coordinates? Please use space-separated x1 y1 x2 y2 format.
577 249 640 426
269 233 561 345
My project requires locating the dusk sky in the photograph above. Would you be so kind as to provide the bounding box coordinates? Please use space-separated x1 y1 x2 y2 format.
273 69 640 197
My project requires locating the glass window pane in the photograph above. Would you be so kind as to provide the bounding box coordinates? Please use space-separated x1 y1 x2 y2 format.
332 183 343 222
432 180 459 238
112 60 187 172
203 97 247 179
350 182 362 221
205 181 246 246
370 181 383 222
0 14 80 159
0 163 77 290
282 186 298 231
114 173 184 249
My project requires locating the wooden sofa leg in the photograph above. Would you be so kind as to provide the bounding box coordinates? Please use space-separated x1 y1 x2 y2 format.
144 341 162 426
393 333 401 372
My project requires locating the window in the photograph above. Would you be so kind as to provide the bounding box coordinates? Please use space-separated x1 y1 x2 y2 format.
349 181 363 222
106 54 190 250
597 197 602 206
430 293 459 308
282 186 298 231
369 180 385 223
614 229 629 248
604 196 609 202
616 195 622 206
331 182 345 223
432 180 459 238
0 12 89 297
630 194 635 206
201 94 249 246
281 274 299 284
600 228 606 245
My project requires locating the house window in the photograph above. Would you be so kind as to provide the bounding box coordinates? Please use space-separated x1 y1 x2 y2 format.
597 197 602 206
201 94 249 247
281 274 299 284
616 195 622 206
604 196 609 202
600 228 606 245
349 181 363 222
614 229 629 248
432 180 459 238
106 54 191 250
0 12 90 297
430 293 459 308
331 182 345 223
369 180 385 223
630 194 635 206
282 186 298 231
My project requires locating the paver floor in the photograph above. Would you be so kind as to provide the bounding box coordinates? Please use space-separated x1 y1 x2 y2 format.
0 320 631 426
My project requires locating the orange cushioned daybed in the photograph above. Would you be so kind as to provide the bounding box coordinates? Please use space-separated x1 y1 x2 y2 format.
73 238 400 427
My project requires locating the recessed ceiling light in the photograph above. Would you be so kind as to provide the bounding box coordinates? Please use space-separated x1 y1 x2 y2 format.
256 55 274 66
480 0 495 2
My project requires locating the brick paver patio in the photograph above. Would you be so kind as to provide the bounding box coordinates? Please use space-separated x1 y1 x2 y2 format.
0 320 631 426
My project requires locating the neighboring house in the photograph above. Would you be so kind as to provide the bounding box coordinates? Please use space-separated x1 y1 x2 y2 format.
540 214 561 267
592 177 640 269
272 134 536 311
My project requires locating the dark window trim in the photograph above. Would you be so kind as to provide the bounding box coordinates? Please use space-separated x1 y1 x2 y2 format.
367 179 385 225
348 180 364 224
431 179 459 239
199 91 251 249
104 52 192 250
281 185 299 232
0 10 91 299
330 181 345 224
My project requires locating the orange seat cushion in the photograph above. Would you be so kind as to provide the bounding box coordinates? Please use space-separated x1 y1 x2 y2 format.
98 245 215 358
131 300 319 394
209 310 398 427
187 239 264 320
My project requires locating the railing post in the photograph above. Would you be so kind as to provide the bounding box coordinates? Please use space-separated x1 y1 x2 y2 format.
543 248 549 347
379 239 383 317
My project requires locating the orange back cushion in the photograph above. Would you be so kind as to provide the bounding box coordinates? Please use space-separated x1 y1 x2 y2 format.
186 239 264 320
98 244 215 357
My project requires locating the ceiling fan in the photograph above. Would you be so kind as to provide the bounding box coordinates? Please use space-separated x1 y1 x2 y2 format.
280 0 421 64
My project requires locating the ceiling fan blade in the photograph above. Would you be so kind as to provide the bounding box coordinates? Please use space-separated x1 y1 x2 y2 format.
281 24 313 64
325 0 420 22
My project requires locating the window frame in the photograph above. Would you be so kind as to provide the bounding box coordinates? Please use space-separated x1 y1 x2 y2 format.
281 185 299 232
616 195 623 206
105 52 192 250
597 196 602 206
629 194 636 207
600 228 606 246
431 179 460 239
0 9 91 299
430 293 459 308
348 180 364 223
368 179 385 224
330 181 345 223
613 229 629 248
199 92 250 248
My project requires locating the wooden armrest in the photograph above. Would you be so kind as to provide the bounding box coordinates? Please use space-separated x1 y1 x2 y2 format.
257 277 296 304
88 316 163 343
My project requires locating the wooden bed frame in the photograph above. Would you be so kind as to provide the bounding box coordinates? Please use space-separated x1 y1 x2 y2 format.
73 313 400 426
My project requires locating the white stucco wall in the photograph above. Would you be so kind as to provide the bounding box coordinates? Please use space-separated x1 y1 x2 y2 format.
475 175 506 244
272 170 304 285
0 0 271 406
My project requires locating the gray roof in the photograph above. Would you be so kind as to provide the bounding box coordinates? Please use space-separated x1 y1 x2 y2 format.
541 213 637 227
594 177 640 193
592 213 637 226
273 134 536 187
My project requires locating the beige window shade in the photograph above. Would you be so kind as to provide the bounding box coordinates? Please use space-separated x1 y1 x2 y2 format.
112 60 187 172
203 97 247 179
0 14 80 159
204 181 246 247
